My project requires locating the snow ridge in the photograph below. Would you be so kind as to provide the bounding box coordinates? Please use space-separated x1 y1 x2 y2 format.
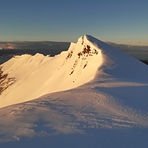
0 35 102 108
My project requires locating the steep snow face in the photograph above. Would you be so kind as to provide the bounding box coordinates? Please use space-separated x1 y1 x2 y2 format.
85 35 148 81
0 35 102 108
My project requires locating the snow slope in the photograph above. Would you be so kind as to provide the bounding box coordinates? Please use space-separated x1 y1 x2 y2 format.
0 35 148 147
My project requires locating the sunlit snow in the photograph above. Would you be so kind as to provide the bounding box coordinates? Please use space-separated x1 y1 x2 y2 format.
0 35 148 147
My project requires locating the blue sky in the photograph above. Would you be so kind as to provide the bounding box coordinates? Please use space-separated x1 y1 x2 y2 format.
0 0 148 45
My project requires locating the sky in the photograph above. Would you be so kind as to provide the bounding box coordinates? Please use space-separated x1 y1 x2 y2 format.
0 0 148 45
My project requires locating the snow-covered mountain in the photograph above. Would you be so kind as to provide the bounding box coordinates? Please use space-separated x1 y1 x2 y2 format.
0 35 103 108
0 35 148 147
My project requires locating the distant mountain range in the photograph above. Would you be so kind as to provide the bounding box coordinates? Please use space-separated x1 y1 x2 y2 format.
0 40 148 65
1 40 148 51
0 41 70 56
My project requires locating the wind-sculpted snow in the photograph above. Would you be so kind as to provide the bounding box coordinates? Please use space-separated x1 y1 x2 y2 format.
0 35 148 147
0 82 148 144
